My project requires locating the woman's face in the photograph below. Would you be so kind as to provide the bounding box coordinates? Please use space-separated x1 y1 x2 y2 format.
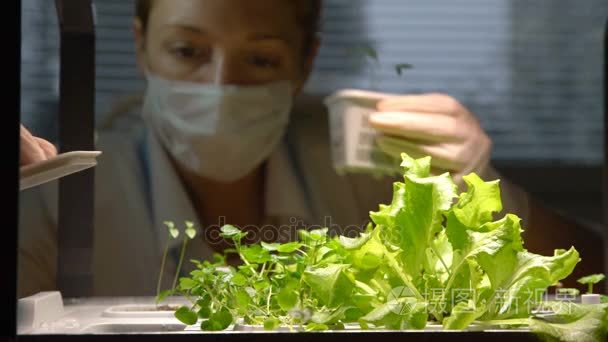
134 0 317 93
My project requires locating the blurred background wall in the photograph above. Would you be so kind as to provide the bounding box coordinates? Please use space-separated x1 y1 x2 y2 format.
20 0 607 226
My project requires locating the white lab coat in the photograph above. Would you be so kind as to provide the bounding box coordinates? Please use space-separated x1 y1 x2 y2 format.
18 97 396 298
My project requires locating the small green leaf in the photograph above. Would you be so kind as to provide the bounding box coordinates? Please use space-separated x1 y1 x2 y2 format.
311 307 349 324
344 307 364 321
443 301 482 330
577 274 605 285
299 228 328 247
277 242 303 253
262 242 279 252
185 221 197 239
175 306 198 325
361 300 401 323
200 308 233 331
361 298 427 330
220 225 241 238
201 320 221 331
240 245 271 264
231 273 248 287
212 253 226 265
358 319 370 330
198 306 211 319
179 277 197 290
196 296 210 307
261 242 280 251
235 289 251 307
212 308 233 330
238 264 257 276
196 297 211 319
277 287 298 311
349 229 384 270
254 280 270 291
339 232 372 250
310 228 329 240
164 221 179 239
156 289 172 304
264 318 281 330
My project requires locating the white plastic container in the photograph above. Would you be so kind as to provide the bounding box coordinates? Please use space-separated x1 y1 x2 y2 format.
102 304 182 318
17 292 530 334
581 294 601 305
323 89 403 177
17 292 190 335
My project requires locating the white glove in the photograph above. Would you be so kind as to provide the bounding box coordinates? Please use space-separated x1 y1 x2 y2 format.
369 93 529 222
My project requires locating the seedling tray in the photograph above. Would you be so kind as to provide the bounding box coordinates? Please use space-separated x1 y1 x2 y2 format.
17 292 542 341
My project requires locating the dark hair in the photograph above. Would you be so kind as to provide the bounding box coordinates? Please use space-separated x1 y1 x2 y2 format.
135 0 322 57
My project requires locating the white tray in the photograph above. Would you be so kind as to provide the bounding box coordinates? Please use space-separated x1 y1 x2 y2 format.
20 151 102 191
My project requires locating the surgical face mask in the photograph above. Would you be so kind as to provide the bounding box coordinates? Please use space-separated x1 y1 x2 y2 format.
141 73 294 182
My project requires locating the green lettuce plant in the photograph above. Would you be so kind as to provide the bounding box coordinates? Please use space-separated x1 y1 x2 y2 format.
163 154 607 340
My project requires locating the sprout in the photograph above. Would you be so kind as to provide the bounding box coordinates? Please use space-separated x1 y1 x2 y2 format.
577 274 606 294
156 221 199 305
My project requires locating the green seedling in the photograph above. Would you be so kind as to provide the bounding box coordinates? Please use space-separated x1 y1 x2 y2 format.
156 221 198 305
577 274 606 294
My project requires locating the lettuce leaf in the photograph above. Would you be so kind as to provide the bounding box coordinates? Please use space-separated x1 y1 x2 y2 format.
530 302 608 342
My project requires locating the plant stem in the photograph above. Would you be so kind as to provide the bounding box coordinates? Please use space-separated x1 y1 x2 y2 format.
238 253 259 277
235 241 260 278
157 235 170 297
259 262 267 280
172 237 189 290
370 279 391 295
589 283 593 294
201 284 224 309
443 258 463 299
266 286 273 314
383 248 423 300
430 244 451 278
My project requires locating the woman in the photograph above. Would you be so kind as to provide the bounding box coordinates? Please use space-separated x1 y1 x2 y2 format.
18 0 604 298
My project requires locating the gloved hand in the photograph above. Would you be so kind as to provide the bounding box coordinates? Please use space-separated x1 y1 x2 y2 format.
20 124 57 166
369 93 530 222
